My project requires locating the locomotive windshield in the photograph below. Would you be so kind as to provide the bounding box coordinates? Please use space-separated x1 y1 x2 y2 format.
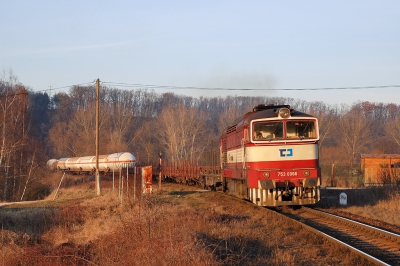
253 121 284 140
286 120 316 139
253 120 317 141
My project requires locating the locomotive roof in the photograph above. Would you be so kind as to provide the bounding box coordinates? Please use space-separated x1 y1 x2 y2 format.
222 104 316 135
243 104 315 122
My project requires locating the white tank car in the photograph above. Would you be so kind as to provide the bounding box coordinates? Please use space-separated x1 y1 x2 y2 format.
47 152 136 173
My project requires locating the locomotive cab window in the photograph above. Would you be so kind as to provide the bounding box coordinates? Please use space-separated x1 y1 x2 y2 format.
286 120 316 139
253 121 283 141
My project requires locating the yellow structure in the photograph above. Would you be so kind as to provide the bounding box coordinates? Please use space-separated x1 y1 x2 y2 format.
361 154 400 185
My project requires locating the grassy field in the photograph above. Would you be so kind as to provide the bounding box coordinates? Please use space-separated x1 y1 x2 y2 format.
317 186 400 228
338 189 400 227
1 180 397 265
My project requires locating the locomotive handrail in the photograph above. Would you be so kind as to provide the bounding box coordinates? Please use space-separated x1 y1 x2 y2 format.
241 138 246 170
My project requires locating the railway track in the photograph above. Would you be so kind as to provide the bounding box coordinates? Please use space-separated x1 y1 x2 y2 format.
278 207 400 266
164 182 400 264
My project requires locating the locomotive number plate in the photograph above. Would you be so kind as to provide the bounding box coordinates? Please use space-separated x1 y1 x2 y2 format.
277 171 298 177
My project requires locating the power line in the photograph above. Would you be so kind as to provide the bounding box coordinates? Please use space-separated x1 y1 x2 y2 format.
34 81 96 94
101 82 400 91
0 81 95 104
19 80 400 95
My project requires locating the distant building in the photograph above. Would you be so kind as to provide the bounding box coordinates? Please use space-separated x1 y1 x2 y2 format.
361 154 400 185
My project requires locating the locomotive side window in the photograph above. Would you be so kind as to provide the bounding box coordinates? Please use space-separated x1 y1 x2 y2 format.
286 120 316 139
253 121 283 141
244 127 249 142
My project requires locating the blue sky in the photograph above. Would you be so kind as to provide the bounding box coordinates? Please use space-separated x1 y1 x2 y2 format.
1 1 399 105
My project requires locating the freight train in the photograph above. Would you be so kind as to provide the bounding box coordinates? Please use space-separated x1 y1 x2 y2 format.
47 152 136 174
163 104 321 207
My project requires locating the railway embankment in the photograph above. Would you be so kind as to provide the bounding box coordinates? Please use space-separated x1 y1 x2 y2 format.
0 181 398 265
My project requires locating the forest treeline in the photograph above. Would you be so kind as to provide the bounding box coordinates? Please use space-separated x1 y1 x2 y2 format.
1 74 400 201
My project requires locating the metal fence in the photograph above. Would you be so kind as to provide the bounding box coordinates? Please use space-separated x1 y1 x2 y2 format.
320 163 400 187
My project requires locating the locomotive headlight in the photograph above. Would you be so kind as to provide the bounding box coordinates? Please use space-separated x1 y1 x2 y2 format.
279 108 291 118
303 170 310 176
263 172 270 178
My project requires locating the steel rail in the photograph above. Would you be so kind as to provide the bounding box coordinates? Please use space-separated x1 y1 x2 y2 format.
279 207 400 265
305 207 400 244
287 214 391 266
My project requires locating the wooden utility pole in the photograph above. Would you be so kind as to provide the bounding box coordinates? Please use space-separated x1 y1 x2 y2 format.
95 79 101 195
158 151 162 192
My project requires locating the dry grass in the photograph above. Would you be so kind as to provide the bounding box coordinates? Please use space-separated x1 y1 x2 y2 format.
332 187 400 227
0 181 378 265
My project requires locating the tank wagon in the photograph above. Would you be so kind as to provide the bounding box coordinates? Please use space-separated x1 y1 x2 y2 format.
47 152 136 174
163 104 321 207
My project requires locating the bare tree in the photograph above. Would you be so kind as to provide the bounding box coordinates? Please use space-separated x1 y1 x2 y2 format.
49 87 115 157
157 104 210 163
384 118 400 147
109 109 131 150
69 102 96 155
307 102 337 148
338 104 372 166
0 71 40 201
217 98 252 134
0 80 23 169
137 121 159 165
51 92 74 124
20 149 38 201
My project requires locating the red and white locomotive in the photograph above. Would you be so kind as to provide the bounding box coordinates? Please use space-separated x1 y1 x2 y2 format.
220 104 320 206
